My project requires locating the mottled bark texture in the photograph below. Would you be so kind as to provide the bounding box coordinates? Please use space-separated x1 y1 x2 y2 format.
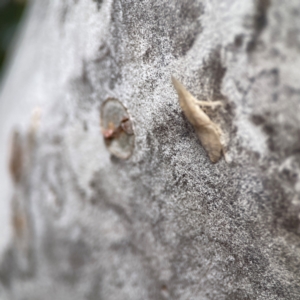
0 0 300 299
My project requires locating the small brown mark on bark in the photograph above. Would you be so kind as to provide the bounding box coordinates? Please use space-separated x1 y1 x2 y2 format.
27 106 42 149
12 206 27 239
9 130 23 184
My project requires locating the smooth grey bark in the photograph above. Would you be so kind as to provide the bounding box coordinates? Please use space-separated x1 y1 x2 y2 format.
0 0 300 299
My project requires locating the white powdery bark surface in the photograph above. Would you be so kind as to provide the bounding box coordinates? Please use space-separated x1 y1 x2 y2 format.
0 0 300 299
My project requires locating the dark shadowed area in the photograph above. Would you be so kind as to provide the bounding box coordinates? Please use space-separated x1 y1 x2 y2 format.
0 0 26 80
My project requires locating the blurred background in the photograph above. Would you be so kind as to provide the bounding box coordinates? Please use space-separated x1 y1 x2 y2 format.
0 0 27 81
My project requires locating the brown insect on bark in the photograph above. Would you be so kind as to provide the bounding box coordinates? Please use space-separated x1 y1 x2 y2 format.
172 76 223 163
101 117 133 140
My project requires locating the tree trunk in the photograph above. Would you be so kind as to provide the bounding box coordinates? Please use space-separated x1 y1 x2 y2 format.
0 0 300 299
